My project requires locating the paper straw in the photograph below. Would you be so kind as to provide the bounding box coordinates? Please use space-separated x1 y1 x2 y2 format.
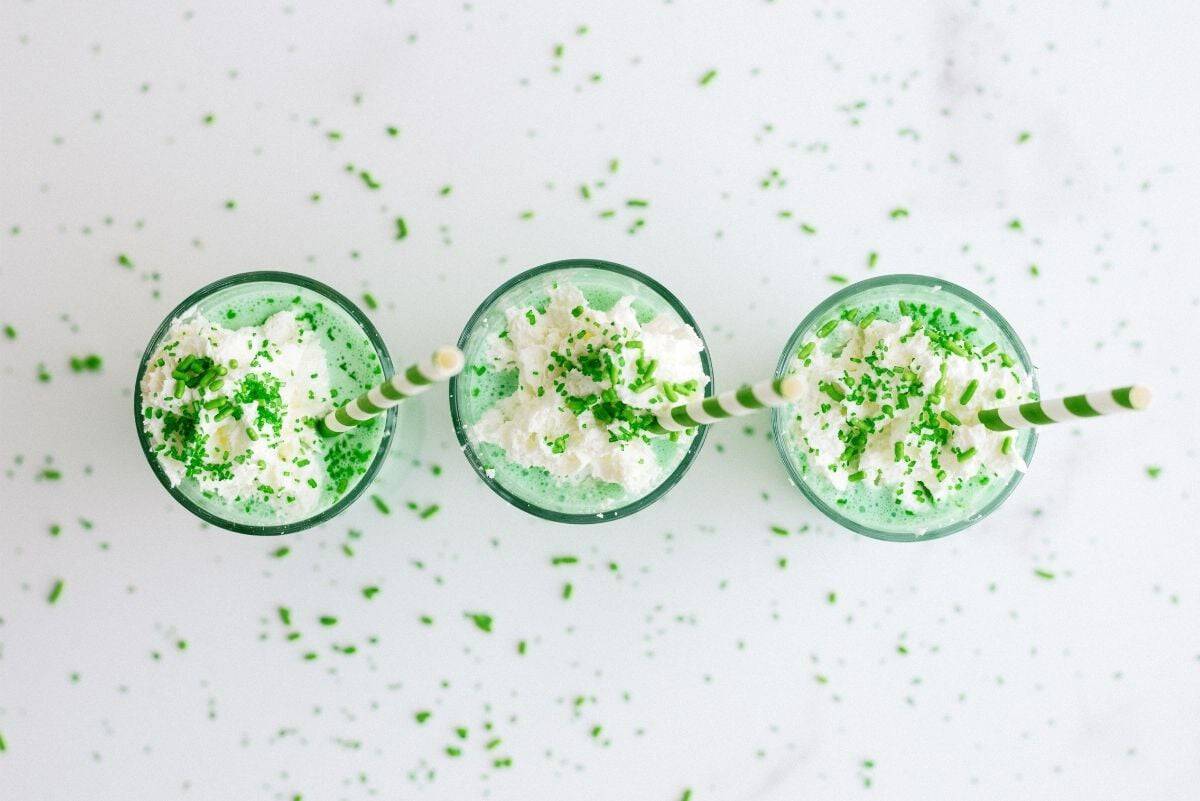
648 376 803 434
976 384 1151 431
318 346 465 437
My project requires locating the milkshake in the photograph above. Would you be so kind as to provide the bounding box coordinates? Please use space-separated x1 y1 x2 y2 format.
450 259 712 522
135 272 395 534
772 275 1038 541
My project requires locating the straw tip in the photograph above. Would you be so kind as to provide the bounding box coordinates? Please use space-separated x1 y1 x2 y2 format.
778 375 804 401
433 346 465 375
1129 384 1153 410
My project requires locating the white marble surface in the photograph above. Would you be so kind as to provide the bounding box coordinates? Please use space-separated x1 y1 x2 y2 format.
2 2 1198 799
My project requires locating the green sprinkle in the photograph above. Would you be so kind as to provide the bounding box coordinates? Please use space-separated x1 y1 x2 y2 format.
894 441 904 462
571 305 584 318
362 586 380 600
1001 436 1013 454
847 470 866 483
439 184 452 196
562 582 573 600
69 354 103 373
956 447 977 462
551 555 579 565
394 217 408 240
48 579 64 605
889 207 909 219
418 504 440 520
995 388 1006 399
415 710 432 724
859 310 878 329
465 612 493 633
981 342 997 356
1034 568 1055 580
827 273 847 283
2 324 15 340
940 410 961 426
1146 466 1162 479
271 546 290 558
626 199 649 207
371 495 390 514
698 69 717 86
959 380 978 405
318 616 338 626
816 319 838 338
821 382 845 402
245 427 259 441
770 525 788 537
362 293 378 310
797 342 815 360
1017 131 1031 144
277 606 291 626
117 253 134 269
867 251 878 268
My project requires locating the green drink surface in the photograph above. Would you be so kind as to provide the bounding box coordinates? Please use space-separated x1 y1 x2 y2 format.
456 274 702 518
778 281 1035 538
158 284 388 525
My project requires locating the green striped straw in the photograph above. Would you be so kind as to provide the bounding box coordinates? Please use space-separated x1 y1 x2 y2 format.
648 376 803 434
976 384 1152 431
318 346 464 437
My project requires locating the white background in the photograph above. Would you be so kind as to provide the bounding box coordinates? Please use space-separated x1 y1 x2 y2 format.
2 2 1198 799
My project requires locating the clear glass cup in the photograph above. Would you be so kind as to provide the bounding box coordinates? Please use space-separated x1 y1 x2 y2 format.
133 271 397 535
771 274 1038 542
449 258 713 523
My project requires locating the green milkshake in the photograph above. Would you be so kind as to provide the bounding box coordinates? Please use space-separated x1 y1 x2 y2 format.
450 259 713 523
135 272 395 535
772 275 1038 541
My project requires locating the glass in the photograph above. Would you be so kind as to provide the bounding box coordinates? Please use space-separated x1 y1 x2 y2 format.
133 271 397 535
771 274 1038 542
449 258 713 523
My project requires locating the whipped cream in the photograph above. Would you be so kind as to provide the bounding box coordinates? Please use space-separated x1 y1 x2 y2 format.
140 309 332 517
787 310 1032 507
472 281 707 494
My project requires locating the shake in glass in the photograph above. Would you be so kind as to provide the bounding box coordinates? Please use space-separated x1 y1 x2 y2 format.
772 274 1038 541
135 271 396 535
450 259 712 523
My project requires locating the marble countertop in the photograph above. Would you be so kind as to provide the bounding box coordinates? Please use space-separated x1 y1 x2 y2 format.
2 2 1197 799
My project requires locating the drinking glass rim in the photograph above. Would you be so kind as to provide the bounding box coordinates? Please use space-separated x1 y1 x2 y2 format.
448 258 714 524
770 273 1039 542
132 270 397 536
